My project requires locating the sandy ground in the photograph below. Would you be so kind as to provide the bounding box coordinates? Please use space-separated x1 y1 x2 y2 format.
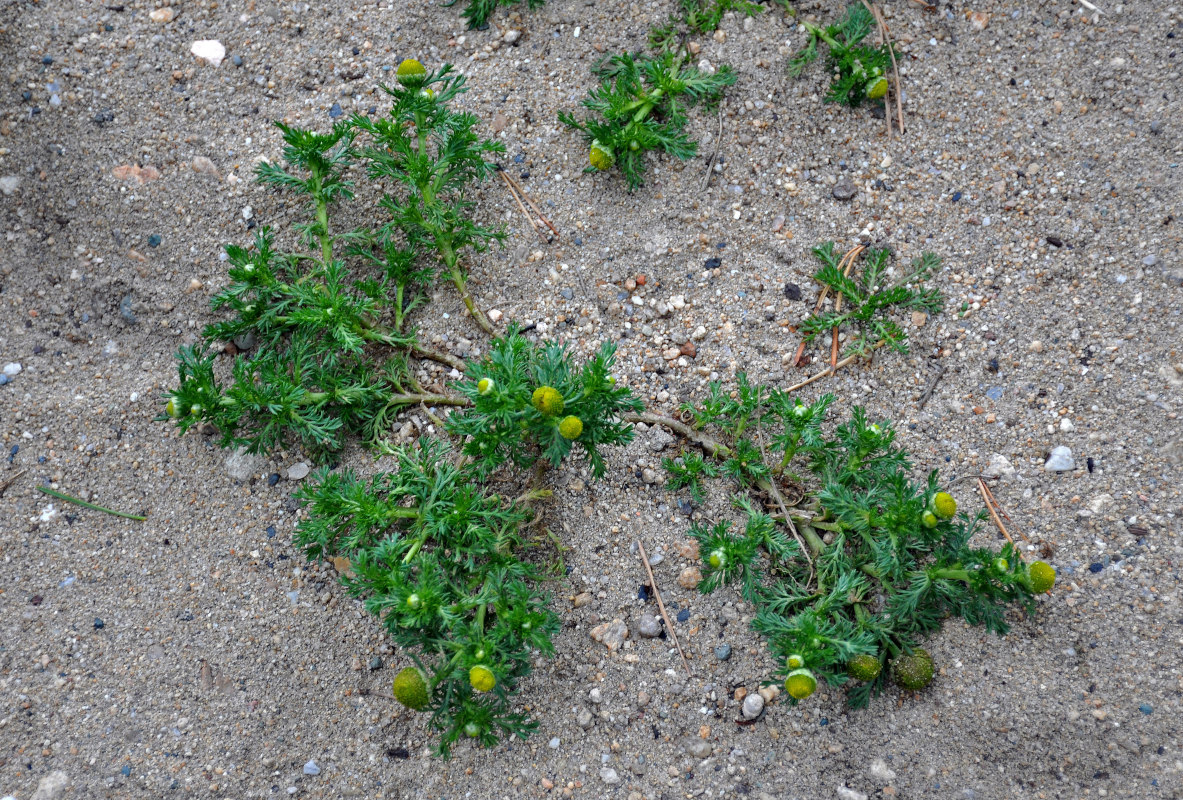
1 0 1181 798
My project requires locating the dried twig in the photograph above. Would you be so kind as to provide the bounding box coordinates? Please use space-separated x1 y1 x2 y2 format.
916 364 947 409
636 538 692 677
979 478 1028 543
501 169 558 240
829 246 862 374
861 1 905 135
756 435 814 581
0 469 27 498
793 244 863 368
786 339 887 393
36 485 147 521
702 103 725 191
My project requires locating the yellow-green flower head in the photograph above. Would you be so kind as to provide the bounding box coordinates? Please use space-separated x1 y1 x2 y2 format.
165 397 182 419
589 139 614 171
1028 561 1056 593
785 653 805 670
469 664 496 693
785 668 817 700
418 87 435 100
708 549 726 569
464 721 483 738
865 75 889 100
477 377 495 396
531 386 565 416
392 667 430 711
406 593 422 610
891 648 934 691
933 491 957 519
921 510 939 529
396 58 427 88
847 654 882 682
558 415 584 440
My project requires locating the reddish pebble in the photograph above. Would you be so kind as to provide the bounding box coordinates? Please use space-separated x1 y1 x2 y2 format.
635 274 646 286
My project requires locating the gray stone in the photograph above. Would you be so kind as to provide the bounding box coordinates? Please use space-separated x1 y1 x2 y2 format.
286 462 311 481
832 179 857 201
1044 445 1074 472
31 772 70 800
683 738 712 759
119 294 138 324
224 446 267 481
590 619 628 651
837 788 868 800
741 693 764 719
577 708 595 729
869 758 897 783
600 767 620 785
984 454 1015 480
303 760 321 775
0 176 20 196
2 362 21 377
637 613 662 638
714 643 732 661
1143 254 1158 267
233 331 258 351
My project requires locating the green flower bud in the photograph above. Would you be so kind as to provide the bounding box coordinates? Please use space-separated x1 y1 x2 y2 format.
474 647 487 662
477 377 495 396
531 386 565 416
865 75 889 100
847 654 882 682
165 398 181 419
785 668 817 700
629 140 640 152
891 648 934 691
189 403 203 416
786 653 805 670
994 558 1009 573
469 665 496 693
921 511 939 529
392 667 430 711
1028 561 1056 593
933 491 957 519
406 593 422 610
418 87 435 100
708 549 726 569
396 58 427 88
589 140 615 171
558 415 584 440
464 721 483 738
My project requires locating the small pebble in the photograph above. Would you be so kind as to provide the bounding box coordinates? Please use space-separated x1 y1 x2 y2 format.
832 179 856 201
268 473 281 487
286 462 311 481
1044 445 1074 472
1139 704 1153 715
94 617 104 629
2 362 22 377
368 656 382 671
714 643 732 661
148 234 162 247
329 103 343 119
637 613 662 638
303 760 321 776
676 609 690 622
741 693 764 719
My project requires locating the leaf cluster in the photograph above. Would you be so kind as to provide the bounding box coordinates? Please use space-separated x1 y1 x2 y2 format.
559 51 736 189
447 327 643 479
669 385 1052 708
789 4 894 107
454 0 544 30
294 438 558 756
353 63 505 332
798 243 944 359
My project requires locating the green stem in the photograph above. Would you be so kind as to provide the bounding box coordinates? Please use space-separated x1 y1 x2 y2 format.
394 283 406 332
436 234 493 335
36 486 147 522
931 567 971 584
798 523 826 559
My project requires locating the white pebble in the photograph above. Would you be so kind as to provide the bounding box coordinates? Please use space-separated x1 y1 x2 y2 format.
190 40 227 68
741 693 764 719
1044 445 1074 472
2 362 21 376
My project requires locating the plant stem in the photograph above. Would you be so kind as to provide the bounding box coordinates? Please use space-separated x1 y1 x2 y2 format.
36 486 147 521
435 235 493 335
